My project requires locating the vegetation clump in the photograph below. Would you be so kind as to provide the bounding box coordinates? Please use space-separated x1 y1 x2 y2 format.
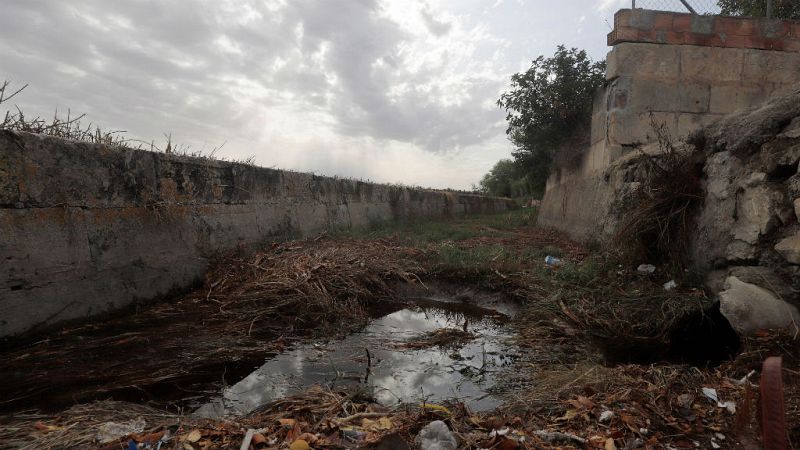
480 46 605 198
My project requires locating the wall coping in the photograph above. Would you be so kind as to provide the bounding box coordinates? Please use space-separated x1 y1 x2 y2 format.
608 9 800 52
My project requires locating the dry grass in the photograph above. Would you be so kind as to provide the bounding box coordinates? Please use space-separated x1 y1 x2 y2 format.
0 238 426 412
613 114 705 273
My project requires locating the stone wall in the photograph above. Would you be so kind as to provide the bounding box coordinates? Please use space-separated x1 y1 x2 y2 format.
539 9 800 241
0 130 513 337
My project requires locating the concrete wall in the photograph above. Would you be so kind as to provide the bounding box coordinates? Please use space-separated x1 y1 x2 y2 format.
0 130 513 337
539 9 800 241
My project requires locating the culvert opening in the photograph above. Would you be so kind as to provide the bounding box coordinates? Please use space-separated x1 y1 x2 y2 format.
594 303 741 367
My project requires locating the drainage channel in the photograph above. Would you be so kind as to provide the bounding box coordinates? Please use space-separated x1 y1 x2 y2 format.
193 291 520 418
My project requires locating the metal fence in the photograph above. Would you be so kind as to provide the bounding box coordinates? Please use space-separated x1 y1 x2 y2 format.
632 0 780 17
632 0 720 15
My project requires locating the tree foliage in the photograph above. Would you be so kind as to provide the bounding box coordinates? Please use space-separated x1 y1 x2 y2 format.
477 159 533 198
491 45 606 195
718 0 800 19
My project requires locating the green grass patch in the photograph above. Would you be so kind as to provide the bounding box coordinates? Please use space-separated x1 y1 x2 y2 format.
337 208 537 247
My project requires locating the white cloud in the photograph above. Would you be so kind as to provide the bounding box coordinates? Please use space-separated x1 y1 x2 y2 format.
0 0 618 189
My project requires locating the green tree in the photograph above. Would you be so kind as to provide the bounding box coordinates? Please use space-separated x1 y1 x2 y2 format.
497 45 605 193
478 159 516 197
718 0 800 19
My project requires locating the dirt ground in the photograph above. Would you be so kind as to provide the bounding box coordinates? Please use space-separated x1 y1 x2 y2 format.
0 209 797 449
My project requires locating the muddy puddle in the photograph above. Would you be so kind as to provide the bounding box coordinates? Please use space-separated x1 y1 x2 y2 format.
194 289 519 417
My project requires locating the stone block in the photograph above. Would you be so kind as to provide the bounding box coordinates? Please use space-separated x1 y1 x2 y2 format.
625 78 708 114
709 84 768 114
742 49 800 84
607 110 677 147
680 46 744 83
607 43 680 81
591 110 607 145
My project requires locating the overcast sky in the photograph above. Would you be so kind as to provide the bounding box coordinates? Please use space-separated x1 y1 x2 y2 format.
1 0 641 189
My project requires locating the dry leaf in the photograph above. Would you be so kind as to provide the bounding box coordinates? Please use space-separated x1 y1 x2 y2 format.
605 438 617 450
279 418 297 428
558 409 579 421
252 433 267 445
186 429 202 443
290 439 311 450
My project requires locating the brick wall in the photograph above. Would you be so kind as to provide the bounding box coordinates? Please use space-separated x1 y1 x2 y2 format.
609 9 800 52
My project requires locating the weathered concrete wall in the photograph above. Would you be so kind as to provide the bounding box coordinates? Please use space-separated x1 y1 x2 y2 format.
0 130 512 337
539 9 800 241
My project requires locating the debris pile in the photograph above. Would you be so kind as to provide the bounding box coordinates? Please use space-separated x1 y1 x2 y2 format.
0 238 425 411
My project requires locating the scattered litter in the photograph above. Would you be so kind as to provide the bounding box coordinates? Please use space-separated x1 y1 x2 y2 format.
636 264 656 274
544 256 563 267
731 370 756 385
416 420 457 450
702 387 720 403
238 429 255 450
95 417 146 444
599 410 615 423
663 280 677 291
701 387 736 414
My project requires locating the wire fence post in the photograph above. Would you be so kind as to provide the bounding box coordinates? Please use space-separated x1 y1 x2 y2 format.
678 0 698 14
632 0 636 9
766 0 774 18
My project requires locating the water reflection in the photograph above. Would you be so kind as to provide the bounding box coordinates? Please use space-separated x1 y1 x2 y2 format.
195 299 518 418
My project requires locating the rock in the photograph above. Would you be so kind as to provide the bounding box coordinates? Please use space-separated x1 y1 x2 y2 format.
599 410 615 423
718 276 800 335
779 117 800 139
788 174 800 200
707 266 794 300
705 151 736 200
415 421 457 450
732 186 784 245
795 198 800 222
725 240 758 262
775 232 800 264
739 172 766 188
637 264 656 275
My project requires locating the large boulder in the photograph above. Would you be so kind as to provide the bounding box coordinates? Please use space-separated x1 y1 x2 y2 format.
718 275 800 335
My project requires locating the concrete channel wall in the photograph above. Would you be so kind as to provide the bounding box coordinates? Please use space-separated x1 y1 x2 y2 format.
0 131 513 337
538 9 800 241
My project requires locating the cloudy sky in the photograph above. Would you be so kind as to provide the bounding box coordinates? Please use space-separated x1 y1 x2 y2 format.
1 0 644 189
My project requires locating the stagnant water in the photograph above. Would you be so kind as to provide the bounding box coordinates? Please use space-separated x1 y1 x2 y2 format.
194 291 519 417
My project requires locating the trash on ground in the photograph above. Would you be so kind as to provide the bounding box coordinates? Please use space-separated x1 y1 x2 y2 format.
416 420 457 450
637 264 656 274
544 255 563 267
663 280 677 291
